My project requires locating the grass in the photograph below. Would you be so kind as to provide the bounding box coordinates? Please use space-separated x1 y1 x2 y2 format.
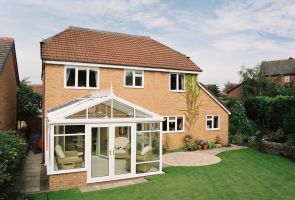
34 148 295 200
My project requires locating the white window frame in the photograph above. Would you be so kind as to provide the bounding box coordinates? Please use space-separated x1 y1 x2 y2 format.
162 115 185 133
285 75 290 83
51 124 86 174
64 66 99 89
169 73 185 92
206 115 220 131
124 69 144 88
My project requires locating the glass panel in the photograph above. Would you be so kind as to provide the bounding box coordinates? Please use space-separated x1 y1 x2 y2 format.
54 135 85 171
66 110 86 119
170 74 177 90
66 68 75 87
114 126 131 175
125 70 133 86
168 117 176 131
136 131 160 161
207 118 212 129
135 76 142 86
178 74 184 90
91 127 109 178
177 117 183 131
89 70 97 87
137 123 150 131
113 100 134 118
213 116 219 129
78 70 87 87
163 118 167 131
136 162 159 174
65 125 85 134
54 125 64 135
135 109 151 118
88 100 112 118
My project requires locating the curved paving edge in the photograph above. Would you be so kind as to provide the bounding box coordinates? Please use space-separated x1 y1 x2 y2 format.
163 145 247 167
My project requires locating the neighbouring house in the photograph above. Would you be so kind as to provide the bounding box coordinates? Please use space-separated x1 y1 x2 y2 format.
0 37 19 130
261 57 295 85
40 26 230 190
224 83 243 99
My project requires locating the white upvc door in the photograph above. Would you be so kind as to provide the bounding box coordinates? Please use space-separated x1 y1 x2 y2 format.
86 123 136 183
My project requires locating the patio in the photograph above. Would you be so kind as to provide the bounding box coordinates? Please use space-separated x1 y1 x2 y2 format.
163 145 247 167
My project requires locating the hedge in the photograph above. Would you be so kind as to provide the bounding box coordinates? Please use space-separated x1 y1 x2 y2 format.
0 131 27 198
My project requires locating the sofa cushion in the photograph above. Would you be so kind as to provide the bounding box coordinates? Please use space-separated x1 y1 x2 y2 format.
141 146 152 156
55 145 65 159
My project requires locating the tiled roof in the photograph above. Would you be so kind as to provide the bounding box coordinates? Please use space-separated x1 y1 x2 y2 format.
41 26 202 72
30 84 43 95
0 37 14 72
261 57 295 76
224 83 241 94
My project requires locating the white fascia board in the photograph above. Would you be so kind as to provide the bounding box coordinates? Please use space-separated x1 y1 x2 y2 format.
44 60 201 74
48 117 164 125
198 83 231 115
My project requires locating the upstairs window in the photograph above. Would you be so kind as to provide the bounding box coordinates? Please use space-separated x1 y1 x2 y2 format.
206 115 220 130
170 73 184 92
285 75 290 83
124 70 144 88
65 67 99 89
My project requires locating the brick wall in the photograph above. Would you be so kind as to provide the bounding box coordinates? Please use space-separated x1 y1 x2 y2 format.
0 51 18 130
49 172 87 190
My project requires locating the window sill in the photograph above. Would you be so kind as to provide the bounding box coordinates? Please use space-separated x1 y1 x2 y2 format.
169 90 185 93
163 130 184 133
206 128 220 131
124 85 144 89
64 86 100 90
48 167 86 175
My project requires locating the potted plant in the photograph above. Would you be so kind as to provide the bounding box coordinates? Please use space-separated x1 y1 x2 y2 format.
203 141 209 150
184 134 193 143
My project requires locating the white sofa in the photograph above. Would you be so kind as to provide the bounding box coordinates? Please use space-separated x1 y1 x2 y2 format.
115 137 130 158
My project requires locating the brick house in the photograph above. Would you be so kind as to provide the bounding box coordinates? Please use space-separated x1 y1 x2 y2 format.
261 57 295 85
224 83 243 99
40 27 230 190
0 38 19 130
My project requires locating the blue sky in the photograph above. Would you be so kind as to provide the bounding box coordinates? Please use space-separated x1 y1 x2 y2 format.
1 0 295 88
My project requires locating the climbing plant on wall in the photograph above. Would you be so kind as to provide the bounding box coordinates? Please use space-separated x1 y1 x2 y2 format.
180 74 202 138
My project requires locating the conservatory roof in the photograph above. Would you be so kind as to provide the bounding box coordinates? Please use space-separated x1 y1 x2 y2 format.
47 86 163 124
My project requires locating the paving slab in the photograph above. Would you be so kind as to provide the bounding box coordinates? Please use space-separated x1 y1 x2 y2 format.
79 178 147 192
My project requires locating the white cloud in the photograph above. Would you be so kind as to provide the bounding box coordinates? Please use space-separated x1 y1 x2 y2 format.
203 0 295 38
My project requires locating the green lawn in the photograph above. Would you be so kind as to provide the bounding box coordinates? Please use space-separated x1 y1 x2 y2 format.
35 149 295 200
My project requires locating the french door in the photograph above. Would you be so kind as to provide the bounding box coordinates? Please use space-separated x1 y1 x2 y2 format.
87 123 136 183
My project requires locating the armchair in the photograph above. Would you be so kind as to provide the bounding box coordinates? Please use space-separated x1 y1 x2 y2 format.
55 145 83 170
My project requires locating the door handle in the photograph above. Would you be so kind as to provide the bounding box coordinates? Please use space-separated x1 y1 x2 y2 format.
109 150 112 155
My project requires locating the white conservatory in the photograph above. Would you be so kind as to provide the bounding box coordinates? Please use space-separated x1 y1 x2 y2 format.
45 87 164 183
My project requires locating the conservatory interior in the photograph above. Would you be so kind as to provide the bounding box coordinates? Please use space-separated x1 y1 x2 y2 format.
46 89 163 183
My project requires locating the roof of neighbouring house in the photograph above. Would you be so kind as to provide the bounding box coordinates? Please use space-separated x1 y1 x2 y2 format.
30 84 43 95
261 57 295 76
224 83 242 94
0 37 20 85
0 37 14 72
41 26 202 72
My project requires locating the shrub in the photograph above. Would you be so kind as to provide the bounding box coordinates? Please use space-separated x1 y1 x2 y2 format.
232 133 244 145
0 131 27 198
245 96 295 144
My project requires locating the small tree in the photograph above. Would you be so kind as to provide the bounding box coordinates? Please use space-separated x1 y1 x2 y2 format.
206 84 222 97
229 101 251 136
239 65 280 99
180 74 202 137
18 78 42 124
